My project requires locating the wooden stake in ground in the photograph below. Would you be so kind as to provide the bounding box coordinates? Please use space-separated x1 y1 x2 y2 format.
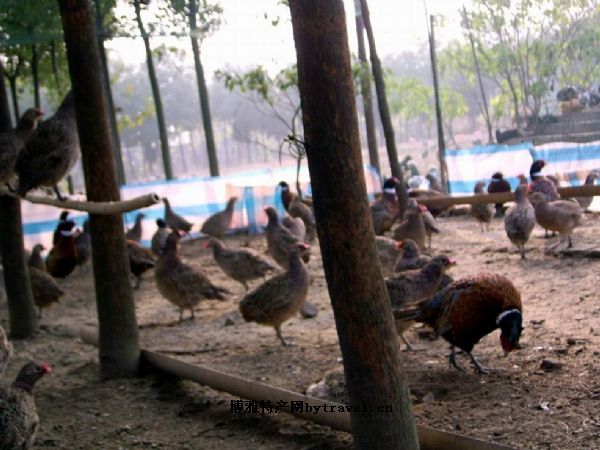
0 59 38 338
58 0 140 378
359 0 409 216
288 2 419 448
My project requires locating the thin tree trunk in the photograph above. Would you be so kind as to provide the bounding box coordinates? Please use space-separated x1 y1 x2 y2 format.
133 0 173 180
462 6 493 144
8 76 19 123
288 2 419 448
58 0 140 378
0 59 38 339
188 0 219 177
354 0 380 177
428 15 447 193
30 44 41 109
359 0 408 216
94 0 126 185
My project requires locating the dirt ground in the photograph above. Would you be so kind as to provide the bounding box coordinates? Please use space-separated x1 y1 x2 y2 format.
1 211 599 450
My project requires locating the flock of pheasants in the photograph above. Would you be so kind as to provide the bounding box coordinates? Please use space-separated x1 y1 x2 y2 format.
0 91 597 448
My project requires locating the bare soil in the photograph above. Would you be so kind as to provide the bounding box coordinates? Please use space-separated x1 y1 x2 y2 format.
1 212 599 449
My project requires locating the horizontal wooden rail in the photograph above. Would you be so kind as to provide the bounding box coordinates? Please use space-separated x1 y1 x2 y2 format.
0 189 160 214
80 329 515 450
416 184 600 208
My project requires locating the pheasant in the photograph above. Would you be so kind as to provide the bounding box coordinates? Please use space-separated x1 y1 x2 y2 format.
265 206 309 269
393 238 430 273
375 236 401 277
162 197 193 235
75 219 92 270
239 243 310 346
204 238 276 291
386 255 456 350
46 220 78 278
279 182 316 241
395 273 523 374
125 213 145 243
470 181 494 232
504 184 536 259
151 218 170 256
574 172 598 210
0 107 44 190
200 197 237 238
16 91 79 201
282 216 306 242
529 192 583 251
370 177 400 235
0 361 52 449
127 240 156 289
27 244 46 272
487 172 512 217
392 200 427 250
155 232 228 321
29 267 64 318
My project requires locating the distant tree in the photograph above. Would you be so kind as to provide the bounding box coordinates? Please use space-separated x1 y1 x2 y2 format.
168 0 223 177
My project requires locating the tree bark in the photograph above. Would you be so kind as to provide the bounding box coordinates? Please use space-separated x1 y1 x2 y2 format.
0 59 38 338
288 2 419 448
188 0 219 177
358 0 408 216
354 0 380 177
8 76 19 124
133 0 173 180
94 0 126 185
428 15 447 193
30 44 41 109
58 0 140 378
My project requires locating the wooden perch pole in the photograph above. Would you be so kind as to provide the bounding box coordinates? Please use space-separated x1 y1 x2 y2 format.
416 184 600 209
0 189 160 214
78 329 515 450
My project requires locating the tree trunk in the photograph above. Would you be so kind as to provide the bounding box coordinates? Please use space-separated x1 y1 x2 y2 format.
8 76 19 124
428 15 447 193
358 0 408 216
94 0 126 185
188 0 219 177
58 0 140 378
288 2 419 448
0 59 38 339
30 44 41 109
353 0 379 177
134 0 173 180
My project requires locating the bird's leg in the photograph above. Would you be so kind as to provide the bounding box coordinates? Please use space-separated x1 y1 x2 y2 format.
448 345 465 372
520 245 526 260
243 282 249 292
275 325 290 346
190 308 195 320
480 223 484 233
567 234 573 248
179 309 184 323
53 185 67 201
467 351 491 374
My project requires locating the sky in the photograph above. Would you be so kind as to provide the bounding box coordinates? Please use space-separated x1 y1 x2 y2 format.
108 0 467 80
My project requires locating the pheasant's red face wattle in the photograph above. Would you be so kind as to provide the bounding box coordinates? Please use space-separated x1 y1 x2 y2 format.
40 363 52 374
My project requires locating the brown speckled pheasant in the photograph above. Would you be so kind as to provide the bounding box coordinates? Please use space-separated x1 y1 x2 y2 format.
504 184 536 259
395 273 523 374
575 172 598 210
371 177 400 235
393 238 430 272
125 213 145 243
0 108 44 189
16 91 78 201
205 238 276 291
127 240 156 289
529 192 583 251
387 255 456 349
265 207 309 269
0 361 52 449
155 232 228 321
283 216 306 242
279 182 316 241
162 197 193 235
529 160 560 202
0 325 11 378
392 201 427 250
201 197 237 238
239 243 310 346
29 267 64 318
470 181 494 232
375 236 401 277
27 244 46 272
